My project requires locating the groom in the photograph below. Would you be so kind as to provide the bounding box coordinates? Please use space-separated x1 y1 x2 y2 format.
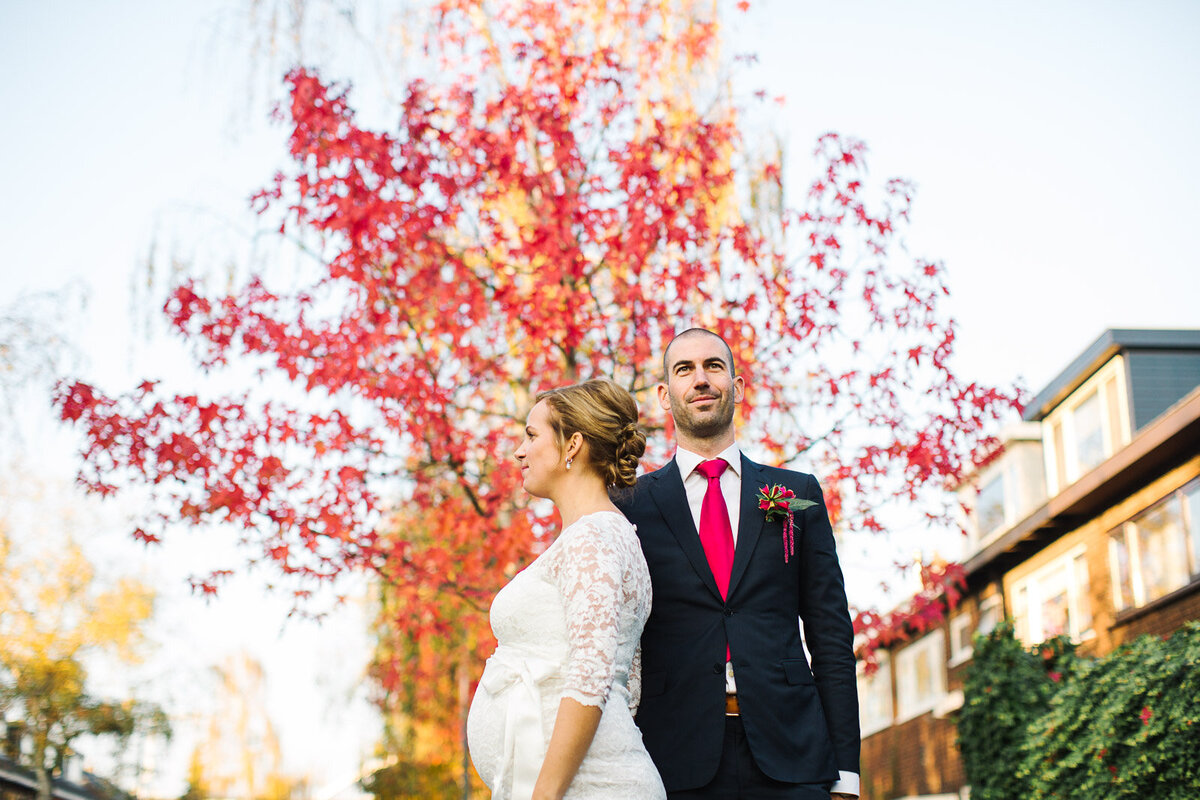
617 328 860 799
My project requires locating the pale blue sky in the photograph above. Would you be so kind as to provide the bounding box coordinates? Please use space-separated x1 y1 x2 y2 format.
3 0 1198 793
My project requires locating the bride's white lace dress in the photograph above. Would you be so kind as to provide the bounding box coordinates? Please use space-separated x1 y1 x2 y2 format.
467 510 666 799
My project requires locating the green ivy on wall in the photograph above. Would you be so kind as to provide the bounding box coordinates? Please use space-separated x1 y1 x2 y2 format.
959 621 1200 799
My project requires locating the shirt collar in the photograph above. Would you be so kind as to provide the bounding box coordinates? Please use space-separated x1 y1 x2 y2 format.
676 442 742 480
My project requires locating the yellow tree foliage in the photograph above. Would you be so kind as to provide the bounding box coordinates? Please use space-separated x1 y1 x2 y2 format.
0 517 164 800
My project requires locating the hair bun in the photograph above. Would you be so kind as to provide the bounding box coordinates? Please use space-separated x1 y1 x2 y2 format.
613 422 647 487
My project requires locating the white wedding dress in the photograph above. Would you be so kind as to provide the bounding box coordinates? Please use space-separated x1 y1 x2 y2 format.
467 510 666 799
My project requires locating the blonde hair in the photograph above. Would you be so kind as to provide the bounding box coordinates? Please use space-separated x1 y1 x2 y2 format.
535 378 647 487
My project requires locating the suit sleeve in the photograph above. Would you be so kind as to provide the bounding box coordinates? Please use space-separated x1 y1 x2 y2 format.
797 472 861 775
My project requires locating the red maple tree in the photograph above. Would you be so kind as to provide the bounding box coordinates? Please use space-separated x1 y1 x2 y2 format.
55 0 1019 772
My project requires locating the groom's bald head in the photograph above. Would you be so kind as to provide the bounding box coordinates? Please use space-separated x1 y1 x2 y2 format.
663 328 736 380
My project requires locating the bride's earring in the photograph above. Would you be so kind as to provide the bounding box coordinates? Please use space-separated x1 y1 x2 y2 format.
565 458 573 470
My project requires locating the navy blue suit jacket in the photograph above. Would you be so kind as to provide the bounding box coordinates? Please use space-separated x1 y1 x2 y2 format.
616 454 859 791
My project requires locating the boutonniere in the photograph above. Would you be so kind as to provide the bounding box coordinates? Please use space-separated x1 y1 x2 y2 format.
757 484 817 563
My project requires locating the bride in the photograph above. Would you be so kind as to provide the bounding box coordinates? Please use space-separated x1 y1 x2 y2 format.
467 378 666 800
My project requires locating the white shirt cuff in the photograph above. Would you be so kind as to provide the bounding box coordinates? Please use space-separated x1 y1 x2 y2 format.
830 771 859 796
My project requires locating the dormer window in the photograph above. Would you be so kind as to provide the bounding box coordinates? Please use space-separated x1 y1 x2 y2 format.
1043 357 1130 495
960 423 1045 552
976 475 1005 536
1072 389 1105 472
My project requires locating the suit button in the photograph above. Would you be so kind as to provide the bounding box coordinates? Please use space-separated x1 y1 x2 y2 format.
712 663 722 674
723 607 733 617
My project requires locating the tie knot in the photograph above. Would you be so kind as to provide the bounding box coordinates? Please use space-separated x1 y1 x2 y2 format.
697 459 728 480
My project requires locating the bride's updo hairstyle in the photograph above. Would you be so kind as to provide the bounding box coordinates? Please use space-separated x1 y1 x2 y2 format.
535 378 647 488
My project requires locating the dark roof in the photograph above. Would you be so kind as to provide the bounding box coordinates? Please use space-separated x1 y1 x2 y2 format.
0 755 124 800
1022 328 1200 422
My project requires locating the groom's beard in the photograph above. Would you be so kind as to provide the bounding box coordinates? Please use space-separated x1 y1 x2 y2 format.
669 391 735 441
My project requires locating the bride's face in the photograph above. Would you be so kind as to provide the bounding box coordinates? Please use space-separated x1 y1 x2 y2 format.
514 400 564 499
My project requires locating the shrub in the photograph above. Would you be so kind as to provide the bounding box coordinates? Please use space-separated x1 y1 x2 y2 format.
957 622 1074 800
1018 620 1200 798
959 621 1200 800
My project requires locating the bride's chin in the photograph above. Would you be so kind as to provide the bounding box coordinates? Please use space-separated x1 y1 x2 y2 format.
522 480 550 500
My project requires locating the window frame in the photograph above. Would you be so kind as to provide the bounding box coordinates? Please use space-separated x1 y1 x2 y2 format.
948 613 974 667
894 629 948 723
1010 544 1094 645
857 652 894 737
1043 357 1130 495
976 594 1003 637
1109 478 1200 612
976 473 1007 538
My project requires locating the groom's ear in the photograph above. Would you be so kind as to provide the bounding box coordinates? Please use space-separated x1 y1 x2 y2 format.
656 382 672 413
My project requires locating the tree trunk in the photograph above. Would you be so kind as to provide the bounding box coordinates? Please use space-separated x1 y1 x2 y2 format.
35 762 52 800
459 653 470 800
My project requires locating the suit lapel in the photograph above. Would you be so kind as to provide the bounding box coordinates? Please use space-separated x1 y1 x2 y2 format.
728 455 766 599
648 459 724 602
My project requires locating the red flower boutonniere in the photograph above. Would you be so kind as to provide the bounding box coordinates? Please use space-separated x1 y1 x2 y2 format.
757 483 817 563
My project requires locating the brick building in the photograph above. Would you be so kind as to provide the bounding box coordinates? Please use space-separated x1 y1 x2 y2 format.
856 329 1200 800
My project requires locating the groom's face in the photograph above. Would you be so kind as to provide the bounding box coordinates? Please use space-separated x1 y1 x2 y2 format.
658 332 744 441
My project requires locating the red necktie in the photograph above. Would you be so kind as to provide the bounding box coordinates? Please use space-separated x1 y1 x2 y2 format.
697 459 734 599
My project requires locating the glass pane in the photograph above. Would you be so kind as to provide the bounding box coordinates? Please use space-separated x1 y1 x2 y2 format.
1039 562 1070 639
1012 585 1029 643
1133 496 1189 603
953 618 972 654
1042 588 1070 638
897 655 915 711
977 600 1001 636
1185 480 1200 578
1074 391 1105 472
1073 553 1092 634
860 663 893 727
914 648 933 701
1052 421 1068 489
978 475 1006 534
1104 376 1123 451
1110 528 1133 610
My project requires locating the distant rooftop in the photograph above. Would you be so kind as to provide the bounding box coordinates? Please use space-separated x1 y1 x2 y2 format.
1022 328 1200 422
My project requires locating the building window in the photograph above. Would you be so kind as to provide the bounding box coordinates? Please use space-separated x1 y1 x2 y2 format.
1073 389 1105 473
946 596 1002 668
895 629 947 722
1110 479 1200 611
1011 547 1093 644
1051 420 1068 490
977 594 1002 636
1044 359 1129 494
858 653 893 737
948 613 973 666
977 475 1006 536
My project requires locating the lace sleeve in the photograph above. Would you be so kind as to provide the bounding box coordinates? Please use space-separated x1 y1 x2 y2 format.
628 643 642 715
550 518 628 710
